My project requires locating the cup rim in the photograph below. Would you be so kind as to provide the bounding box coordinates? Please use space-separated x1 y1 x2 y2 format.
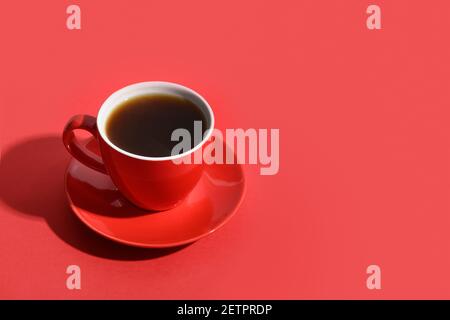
97 81 215 161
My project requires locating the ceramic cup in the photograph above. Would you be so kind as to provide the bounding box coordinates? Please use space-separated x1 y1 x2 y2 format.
63 81 214 211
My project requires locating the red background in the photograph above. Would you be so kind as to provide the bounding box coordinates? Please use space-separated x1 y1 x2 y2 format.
1 0 449 299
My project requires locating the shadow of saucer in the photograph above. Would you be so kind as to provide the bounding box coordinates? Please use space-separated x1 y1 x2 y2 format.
0 135 189 260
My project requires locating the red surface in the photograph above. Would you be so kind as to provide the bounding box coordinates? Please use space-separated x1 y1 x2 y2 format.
0 0 449 299
65 138 245 248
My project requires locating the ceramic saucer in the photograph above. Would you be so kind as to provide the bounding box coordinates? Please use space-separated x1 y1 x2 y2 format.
65 138 246 248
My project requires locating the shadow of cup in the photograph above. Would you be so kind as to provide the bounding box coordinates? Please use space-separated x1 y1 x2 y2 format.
0 135 189 260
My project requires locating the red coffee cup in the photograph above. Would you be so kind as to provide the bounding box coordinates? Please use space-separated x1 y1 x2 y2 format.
63 82 214 211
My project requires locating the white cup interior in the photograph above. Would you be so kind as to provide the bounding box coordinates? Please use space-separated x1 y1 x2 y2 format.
97 81 215 161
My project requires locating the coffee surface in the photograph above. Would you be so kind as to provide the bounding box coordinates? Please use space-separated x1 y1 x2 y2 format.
106 94 208 157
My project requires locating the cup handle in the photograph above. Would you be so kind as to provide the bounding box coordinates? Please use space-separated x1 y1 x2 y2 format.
63 114 107 174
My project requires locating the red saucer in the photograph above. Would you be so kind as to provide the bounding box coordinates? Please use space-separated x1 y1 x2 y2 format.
65 138 246 248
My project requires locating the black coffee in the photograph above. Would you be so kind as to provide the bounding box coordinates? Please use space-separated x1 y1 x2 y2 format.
106 94 208 157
